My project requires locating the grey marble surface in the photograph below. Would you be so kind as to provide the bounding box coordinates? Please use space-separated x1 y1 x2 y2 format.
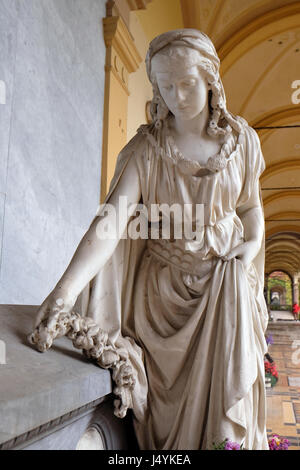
0 304 112 445
0 0 106 304
0 0 19 195
0 193 5 264
20 400 134 450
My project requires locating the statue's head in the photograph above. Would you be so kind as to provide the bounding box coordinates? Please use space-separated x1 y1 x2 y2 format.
146 29 242 136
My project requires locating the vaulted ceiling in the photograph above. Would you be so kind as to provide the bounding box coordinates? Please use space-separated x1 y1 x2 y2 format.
181 0 300 278
138 0 300 277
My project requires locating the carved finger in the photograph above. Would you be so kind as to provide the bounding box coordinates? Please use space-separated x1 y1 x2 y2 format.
34 305 49 328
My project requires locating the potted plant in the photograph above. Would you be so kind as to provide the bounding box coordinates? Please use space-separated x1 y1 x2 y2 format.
268 434 290 450
264 359 278 387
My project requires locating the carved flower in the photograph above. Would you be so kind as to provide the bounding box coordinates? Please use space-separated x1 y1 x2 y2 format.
206 153 228 172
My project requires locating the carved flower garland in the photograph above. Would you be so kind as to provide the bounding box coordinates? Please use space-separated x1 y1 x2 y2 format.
28 311 136 419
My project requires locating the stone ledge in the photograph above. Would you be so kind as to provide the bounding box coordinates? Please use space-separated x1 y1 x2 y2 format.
0 305 112 445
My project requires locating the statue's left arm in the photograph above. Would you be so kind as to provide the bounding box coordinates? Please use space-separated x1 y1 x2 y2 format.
225 181 264 269
223 123 265 270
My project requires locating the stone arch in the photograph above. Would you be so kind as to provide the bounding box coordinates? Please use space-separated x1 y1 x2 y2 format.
218 3 300 74
267 270 293 308
270 284 286 305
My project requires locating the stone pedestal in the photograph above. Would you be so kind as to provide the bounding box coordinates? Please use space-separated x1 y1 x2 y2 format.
0 305 136 450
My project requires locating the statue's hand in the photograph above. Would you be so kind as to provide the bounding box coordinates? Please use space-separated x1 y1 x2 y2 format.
34 288 77 330
222 240 260 270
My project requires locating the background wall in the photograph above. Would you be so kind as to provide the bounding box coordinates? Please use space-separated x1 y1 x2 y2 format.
127 0 183 141
126 11 152 141
0 0 106 304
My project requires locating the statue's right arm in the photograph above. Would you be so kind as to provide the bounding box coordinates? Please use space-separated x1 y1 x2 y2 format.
34 154 141 328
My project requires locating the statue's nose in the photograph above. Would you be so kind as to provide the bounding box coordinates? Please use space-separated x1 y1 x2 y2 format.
175 87 187 106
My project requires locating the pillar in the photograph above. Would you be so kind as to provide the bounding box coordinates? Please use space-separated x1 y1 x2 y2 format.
101 14 142 201
293 275 299 304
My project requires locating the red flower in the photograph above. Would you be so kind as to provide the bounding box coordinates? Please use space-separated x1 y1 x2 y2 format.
264 359 278 379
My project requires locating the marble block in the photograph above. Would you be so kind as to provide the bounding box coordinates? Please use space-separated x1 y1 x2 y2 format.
0 304 114 448
0 0 106 305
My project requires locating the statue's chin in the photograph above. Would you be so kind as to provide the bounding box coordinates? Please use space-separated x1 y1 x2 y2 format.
174 113 194 121
173 109 203 122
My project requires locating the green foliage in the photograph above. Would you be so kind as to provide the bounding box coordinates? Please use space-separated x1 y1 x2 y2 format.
212 439 228 450
267 276 292 305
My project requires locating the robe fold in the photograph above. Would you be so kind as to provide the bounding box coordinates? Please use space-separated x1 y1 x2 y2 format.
74 117 269 450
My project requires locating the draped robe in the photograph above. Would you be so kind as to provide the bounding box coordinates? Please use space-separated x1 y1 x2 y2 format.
75 117 269 450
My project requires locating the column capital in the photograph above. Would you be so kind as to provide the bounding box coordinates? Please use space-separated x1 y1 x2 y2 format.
101 14 142 201
126 0 152 10
103 16 142 74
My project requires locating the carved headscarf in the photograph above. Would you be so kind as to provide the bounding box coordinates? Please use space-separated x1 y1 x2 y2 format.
145 29 243 136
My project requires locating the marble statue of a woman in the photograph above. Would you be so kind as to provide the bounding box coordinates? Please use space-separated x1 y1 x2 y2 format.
29 30 269 450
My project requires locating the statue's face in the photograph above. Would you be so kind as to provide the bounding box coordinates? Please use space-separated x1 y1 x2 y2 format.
152 53 209 121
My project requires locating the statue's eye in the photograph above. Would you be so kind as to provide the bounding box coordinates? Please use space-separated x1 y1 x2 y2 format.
162 84 173 91
183 79 196 87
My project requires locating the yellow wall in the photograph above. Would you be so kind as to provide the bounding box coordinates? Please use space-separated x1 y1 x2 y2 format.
135 0 184 41
106 72 129 186
127 12 153 140
101 15 142 200
102 1 184 197
127 0 184 140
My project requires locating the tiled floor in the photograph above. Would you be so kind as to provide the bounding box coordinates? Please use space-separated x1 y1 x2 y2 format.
266 322 300 450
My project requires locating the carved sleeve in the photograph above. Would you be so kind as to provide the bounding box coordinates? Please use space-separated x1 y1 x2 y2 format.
237 125 265 208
